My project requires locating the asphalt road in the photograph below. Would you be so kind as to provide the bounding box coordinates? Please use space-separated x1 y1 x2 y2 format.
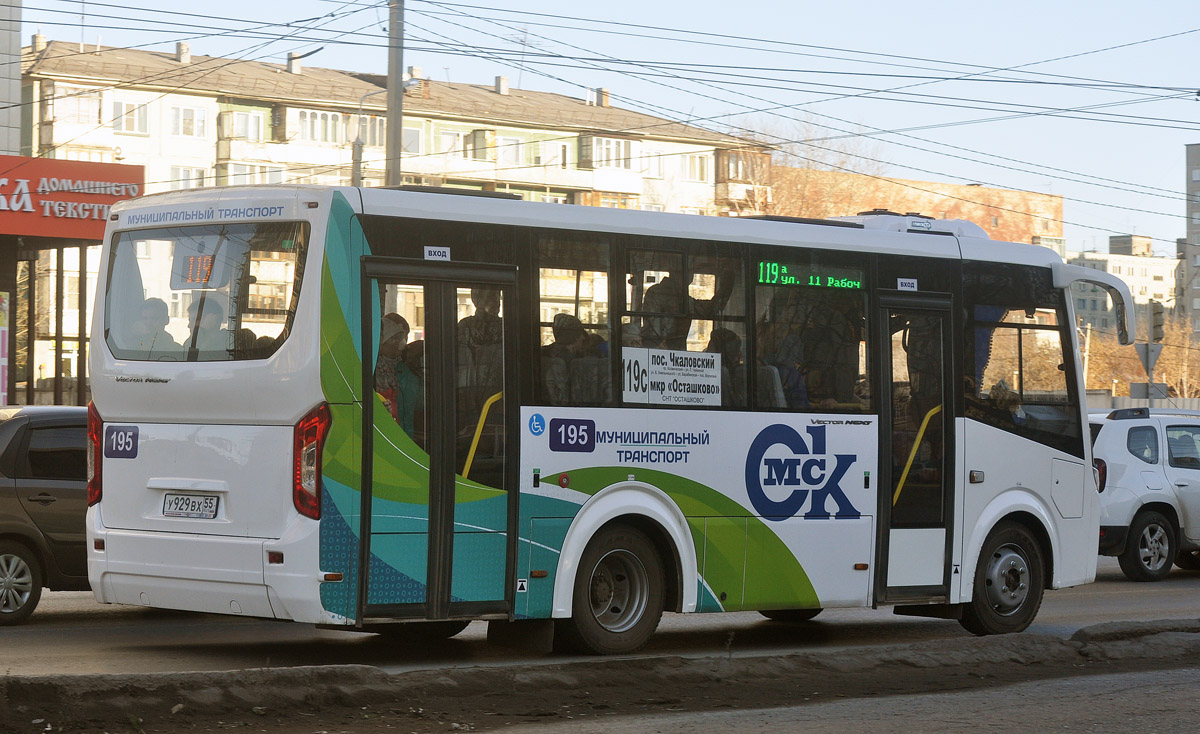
3 557 1198 677
500 668 1200 733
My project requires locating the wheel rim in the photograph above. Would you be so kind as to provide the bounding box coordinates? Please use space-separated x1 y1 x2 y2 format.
982 543 1029 616
1138 522 1171 572
587 548 649 633
0 552 34 615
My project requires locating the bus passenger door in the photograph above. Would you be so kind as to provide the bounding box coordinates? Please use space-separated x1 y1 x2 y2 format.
359 259 518 623
877 297 954 603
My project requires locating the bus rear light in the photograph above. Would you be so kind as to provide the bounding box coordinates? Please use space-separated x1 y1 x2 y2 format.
293 403 331 520
87 402 102 506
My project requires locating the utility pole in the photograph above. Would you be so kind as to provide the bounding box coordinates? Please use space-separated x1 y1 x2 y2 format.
386 0 404 187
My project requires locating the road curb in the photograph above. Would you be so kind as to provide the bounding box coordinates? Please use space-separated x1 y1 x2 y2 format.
3 620 1199 729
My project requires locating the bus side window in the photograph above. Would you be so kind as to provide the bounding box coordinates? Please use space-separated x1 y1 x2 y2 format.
536 234 613 406
963 262 1082 457
753 251 868 413
624 245 747 408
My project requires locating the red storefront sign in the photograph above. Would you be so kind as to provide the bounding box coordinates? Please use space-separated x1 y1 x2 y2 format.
0 156 145 240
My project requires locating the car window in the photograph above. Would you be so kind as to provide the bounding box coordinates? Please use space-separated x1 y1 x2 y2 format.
20 425 87 480
1089 423 1103 446
1166 425 1200 470
1126 425 1158 464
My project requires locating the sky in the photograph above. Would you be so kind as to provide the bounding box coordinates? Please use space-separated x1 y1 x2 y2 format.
23 0 1200 255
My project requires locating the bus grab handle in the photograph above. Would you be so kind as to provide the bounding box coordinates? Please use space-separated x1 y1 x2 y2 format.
462 391 504 479
892 404 943 506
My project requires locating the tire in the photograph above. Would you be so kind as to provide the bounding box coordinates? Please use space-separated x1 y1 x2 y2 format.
959 522 1044 636
1117 511 1176 582
372 620 471 641
760 608 823 622
0 540 43 626
556 524 664 655
1175 550 1200 571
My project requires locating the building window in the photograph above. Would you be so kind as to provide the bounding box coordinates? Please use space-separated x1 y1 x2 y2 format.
1193 169 1200 182
541 194 568 204
684 154 709 182
440 131 463 157
991 216 999 227
1076 298 1086 311
641 203 664 212
498 136 522 165
56 87 101 124
299 111 342 143
643 151 663 179
403 126 422 154
680 207 702 215
599 194 636 209
231 111 264 141
354 115 386 147
169 166 206 190
112 100 148 134
171 106 208 138
595 137 634 169
228 163 284 185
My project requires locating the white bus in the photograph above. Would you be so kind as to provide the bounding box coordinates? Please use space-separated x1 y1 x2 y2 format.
86 186 1133 654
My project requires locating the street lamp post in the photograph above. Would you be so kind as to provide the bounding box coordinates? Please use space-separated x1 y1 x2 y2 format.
352 89 386 187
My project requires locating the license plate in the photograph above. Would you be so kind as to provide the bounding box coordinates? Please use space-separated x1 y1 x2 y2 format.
163 493 219 519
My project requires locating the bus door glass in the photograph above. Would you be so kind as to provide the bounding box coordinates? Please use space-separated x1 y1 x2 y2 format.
360 260 516 621
879 298 953 600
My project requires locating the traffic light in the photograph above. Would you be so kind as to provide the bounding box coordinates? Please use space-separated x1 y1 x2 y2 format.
1151 300 1165 343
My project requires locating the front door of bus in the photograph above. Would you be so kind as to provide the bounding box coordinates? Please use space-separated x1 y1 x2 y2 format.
878 297 954 602
359 260 517 622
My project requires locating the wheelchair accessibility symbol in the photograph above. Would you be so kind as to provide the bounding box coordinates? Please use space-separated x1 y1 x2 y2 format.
528 413 546 436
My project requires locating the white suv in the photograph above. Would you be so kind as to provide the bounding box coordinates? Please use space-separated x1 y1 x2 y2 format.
1090 407 1200 581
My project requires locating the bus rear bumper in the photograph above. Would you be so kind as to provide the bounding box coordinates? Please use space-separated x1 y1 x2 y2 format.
87 507 339 625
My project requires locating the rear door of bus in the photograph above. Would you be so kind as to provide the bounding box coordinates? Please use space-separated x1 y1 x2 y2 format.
359 258 518 622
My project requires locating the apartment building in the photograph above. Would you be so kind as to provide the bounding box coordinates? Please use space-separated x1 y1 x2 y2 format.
23 37 770 215
1179 143 1200 332
1069 235 1179 339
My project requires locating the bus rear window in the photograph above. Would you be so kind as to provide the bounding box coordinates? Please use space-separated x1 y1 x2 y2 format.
104 221 309 362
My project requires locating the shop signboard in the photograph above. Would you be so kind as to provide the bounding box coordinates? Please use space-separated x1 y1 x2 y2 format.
0 156 145 240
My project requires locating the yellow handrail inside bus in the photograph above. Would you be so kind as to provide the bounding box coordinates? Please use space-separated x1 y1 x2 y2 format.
462 391 504 479
892 404 943 506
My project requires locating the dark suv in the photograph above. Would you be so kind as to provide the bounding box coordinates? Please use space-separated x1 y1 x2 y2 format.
0 405 88 624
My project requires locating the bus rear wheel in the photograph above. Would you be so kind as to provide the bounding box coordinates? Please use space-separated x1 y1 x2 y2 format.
557 524 664 655
959 522 1044 636
760 608 822 622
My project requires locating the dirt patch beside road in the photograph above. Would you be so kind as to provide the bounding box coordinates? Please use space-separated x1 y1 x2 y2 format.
3 620 1199 733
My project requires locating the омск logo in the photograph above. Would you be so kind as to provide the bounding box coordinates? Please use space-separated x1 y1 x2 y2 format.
745 424 860 520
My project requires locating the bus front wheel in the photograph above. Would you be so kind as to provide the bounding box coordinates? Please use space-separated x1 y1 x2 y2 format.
959 522 1044 636
557 524 665 655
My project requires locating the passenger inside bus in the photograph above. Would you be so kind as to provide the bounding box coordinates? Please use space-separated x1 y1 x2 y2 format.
394 340 425 443
131 297 180 359
186 299 230 353
755 288 864 411
705 327 746 408
456 289 504 479
641 268 735 350
541 313 609 405
374 313 410 423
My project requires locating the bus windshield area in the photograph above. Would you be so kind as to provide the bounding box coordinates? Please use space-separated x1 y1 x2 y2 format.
104 222 309 362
